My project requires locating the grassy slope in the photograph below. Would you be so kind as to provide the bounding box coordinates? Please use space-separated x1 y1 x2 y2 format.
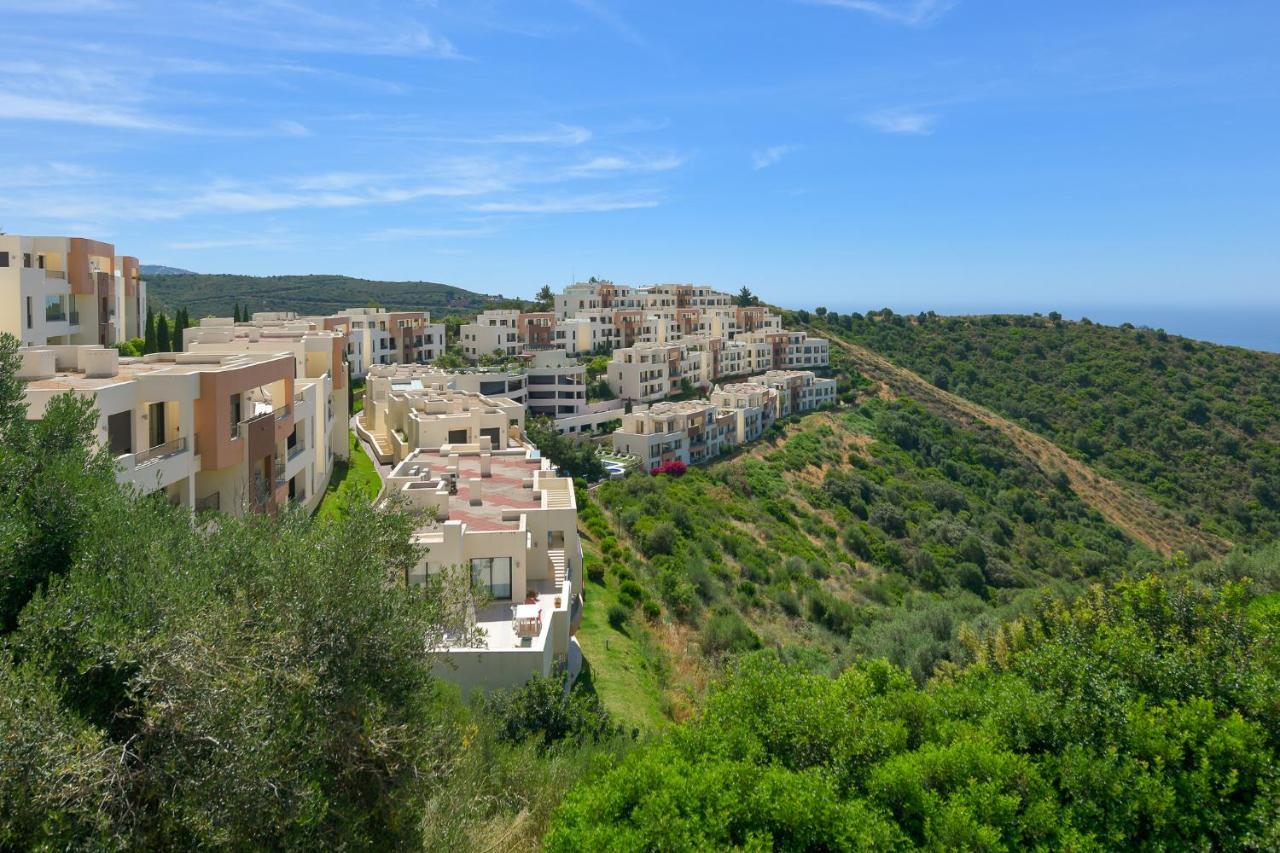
313 432 381 521
146 272 502 318
581 395 1160 718
806 311 1280 547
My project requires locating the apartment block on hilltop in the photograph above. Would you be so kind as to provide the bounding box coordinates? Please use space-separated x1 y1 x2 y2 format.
611 369 836 469
612 399 733 467
752 369 839 416
460 309 523 360
1 234 146 349
18 344 338 514
373 401 583 691
358 369 526 464
323 308 444 376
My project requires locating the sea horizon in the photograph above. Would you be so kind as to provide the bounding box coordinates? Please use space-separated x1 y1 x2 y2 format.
816 302 1279 354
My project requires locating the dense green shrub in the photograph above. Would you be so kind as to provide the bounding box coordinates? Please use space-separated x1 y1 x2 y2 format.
548 576 1280 849
606 604 630 631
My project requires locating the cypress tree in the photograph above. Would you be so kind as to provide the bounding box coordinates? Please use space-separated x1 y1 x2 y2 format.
172 309 186 352
156 313 171 352
144 306 156 354
233 303 241 323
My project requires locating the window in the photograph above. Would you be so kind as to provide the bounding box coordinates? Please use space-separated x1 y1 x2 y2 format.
23 253 32 268
447 428 468 444
0 252 8 267
229 393 242 433
25 297 33 329
471 557 512 599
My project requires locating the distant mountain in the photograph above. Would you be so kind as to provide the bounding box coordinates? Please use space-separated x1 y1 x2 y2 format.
140 264 196 276
145 272 508 319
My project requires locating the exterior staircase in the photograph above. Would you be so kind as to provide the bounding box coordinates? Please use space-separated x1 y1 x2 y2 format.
548 548 568 587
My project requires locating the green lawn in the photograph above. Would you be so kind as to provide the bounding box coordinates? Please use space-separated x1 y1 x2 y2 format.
574 551 669 734
313 431 381 521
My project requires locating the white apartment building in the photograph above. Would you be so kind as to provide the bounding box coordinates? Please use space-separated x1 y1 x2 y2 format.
18 345 335 515
524 349 587 420
325 308 444 376
606 343 682 403
382 421 583 691
359 378 526 465
709 382 781 446
752 369 839 416
183 319 352 494
612 399 735 467
1 235 146 349
461 309 523 360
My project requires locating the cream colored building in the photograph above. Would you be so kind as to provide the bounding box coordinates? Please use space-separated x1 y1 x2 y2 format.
709 381 781 445
324 308 445 376
385 432 583 692
359 371 526 465
751 369 838 416
611 399 734 467
1 234 145 348
460 309 523 360
18 344 330 515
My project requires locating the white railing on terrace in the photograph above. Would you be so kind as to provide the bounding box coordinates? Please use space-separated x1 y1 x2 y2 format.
134 436 188 466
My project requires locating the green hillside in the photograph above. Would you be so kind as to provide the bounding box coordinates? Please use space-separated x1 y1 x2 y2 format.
802 310 1280 546
576 394 1160 725
145 272 504 318
5 309 1280 849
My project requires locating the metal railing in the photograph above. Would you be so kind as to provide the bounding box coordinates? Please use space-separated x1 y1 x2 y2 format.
44 306 67 322
135 436 188 466
68 309 79 325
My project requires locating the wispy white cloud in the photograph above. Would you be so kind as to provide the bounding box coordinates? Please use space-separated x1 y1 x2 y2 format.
561 154 684 178
168 236 280 250
469 194 660 214
570 0 647 46
802 0 955 27
367 226 496 241
0 92 188 131
476 124 593 146
862 108 937 135
0 0 122 10
751 145 795 169
276 119 311 137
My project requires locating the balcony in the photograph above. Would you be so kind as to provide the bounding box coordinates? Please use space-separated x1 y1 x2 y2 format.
44 270 67 280
135 436 188 467
44 306 67 323
274 404 291 420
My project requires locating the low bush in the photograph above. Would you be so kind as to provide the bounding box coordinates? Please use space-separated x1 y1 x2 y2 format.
606 604 629 631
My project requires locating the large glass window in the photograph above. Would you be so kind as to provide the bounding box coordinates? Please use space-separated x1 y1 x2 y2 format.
471 557 512 600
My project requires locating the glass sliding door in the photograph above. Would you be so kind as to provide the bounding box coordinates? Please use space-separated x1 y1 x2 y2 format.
470 557 512 600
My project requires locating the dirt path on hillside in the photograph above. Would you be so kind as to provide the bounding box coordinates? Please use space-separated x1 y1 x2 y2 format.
822 334 1230 557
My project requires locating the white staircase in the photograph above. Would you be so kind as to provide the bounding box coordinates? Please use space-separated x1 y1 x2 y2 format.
548 549 568 587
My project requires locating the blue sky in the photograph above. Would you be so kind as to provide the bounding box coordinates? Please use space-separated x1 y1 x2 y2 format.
1 0 1278 311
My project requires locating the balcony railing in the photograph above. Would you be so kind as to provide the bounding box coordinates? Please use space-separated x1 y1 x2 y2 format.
68 309 79 325
135 436 188 466
44 270 67 280
45 307 67 323
288 442 306 460
274 404 291 420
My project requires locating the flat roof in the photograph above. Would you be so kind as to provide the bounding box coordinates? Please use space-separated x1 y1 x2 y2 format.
397 449 548 533
25 352 292 392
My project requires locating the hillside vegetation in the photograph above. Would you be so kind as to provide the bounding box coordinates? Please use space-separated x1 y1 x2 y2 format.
804 311 1280 547
577 393 1163 722
146 272 501 318
550 566 1280 849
